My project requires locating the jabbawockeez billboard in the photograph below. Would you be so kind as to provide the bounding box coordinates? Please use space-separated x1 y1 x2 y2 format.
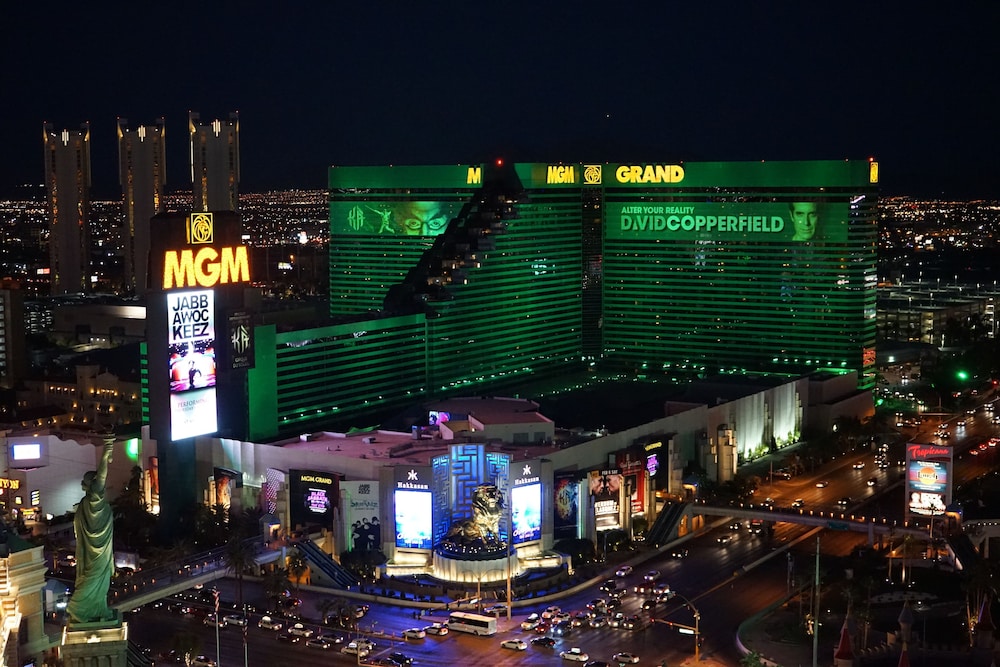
150 211 252 442
167 290 218 440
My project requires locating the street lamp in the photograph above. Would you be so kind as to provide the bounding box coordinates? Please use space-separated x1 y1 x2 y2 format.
652 593 701 661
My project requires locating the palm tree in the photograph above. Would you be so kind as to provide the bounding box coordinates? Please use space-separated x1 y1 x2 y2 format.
261 565 290 605
962 558 998 645
224 536 255 611
287 549 309 595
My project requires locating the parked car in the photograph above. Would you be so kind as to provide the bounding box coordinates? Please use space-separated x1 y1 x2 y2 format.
501 639 528 651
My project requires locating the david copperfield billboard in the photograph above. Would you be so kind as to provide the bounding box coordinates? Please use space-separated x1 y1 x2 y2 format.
905 443 953 518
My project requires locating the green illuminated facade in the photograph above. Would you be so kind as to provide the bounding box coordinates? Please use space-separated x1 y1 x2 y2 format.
242 160 877 440
599 161 878 387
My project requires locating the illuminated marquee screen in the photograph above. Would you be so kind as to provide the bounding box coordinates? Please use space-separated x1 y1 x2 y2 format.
394 489 433 549
905 443 952 517
553 472 579 540
590 470 622 531
605 201 848 243
167 290 218 440
511 483 542 544
330 200 462 237
289 470 338 529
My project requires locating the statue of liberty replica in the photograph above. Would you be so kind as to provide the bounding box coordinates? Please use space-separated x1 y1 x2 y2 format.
61 434 128 666
67 437 116 624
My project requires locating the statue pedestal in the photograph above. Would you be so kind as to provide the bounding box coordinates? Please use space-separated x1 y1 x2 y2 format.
60 612 128 667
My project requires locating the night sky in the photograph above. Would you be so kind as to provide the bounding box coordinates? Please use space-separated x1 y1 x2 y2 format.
4 3 998 199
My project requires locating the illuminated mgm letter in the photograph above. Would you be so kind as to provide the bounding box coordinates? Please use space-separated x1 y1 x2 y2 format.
163 246 250 289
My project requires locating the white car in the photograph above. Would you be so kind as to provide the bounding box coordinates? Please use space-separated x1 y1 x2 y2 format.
341 643 369 658
402 628 426 640
288 623 314 638
542 605 562 619
521 613 541 630
424 623 449 636
258 616 282 631
613 652 640 664
501 639 528 651
223 614 248 627
643 570 661 582
191 658 216 667
615 565 633 577
203 614 226 628
560 647 590 662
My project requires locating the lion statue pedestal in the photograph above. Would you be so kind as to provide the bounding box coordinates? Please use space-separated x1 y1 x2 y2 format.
432 484 521 583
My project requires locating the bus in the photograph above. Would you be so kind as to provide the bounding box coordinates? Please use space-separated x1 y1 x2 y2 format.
447 611 498 636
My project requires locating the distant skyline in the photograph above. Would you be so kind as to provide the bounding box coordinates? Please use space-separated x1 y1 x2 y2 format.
3 3 999 200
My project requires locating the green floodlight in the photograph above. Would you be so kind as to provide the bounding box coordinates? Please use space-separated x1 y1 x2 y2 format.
956 370 969 381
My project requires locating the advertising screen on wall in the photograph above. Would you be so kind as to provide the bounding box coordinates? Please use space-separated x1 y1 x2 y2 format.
330 200 463 237
9 439 46 468
341 481 381 551
394 466 433 549
553 471 580 540
167 289 218 440
394 489 433 549
905 443 952 518
590 469 622 531
511 483 541 544
288 469 338 529
616 450 647 516
605 201 849 243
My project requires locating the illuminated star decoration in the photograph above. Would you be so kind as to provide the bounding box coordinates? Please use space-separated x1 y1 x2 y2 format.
407 469 418 481
522 465 532 476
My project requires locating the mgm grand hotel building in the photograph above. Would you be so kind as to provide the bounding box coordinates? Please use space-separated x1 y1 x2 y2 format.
279 159 880 439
